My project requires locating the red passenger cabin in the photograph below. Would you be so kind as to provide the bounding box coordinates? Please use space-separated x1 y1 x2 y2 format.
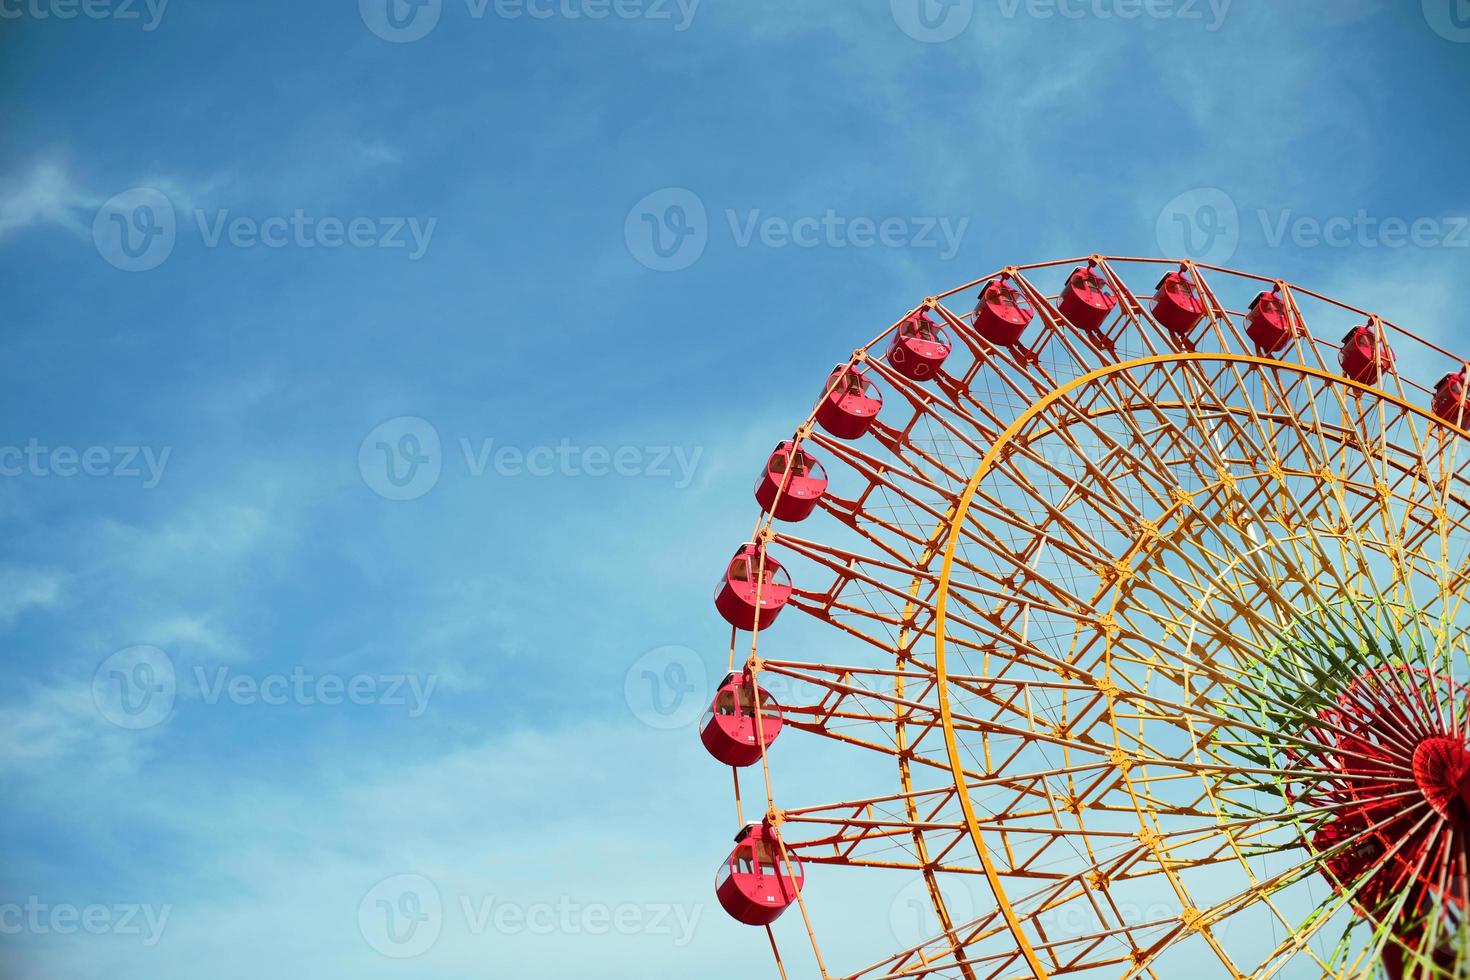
1339 325 1395 384
716 821 804 926
714 543 792 631
886 312 952 381
754 442 827 522
700 672 783 767
815 367 881 440
1244 290 1295 354
1434 371 1469 426
973 279 1034 347
1151 270 1205 341
1058 265 1118 335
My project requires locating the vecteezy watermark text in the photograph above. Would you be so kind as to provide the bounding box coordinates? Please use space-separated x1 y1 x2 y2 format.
358 874 702 959
1157 188 1470 265
0 0 168 29
625 188 970 272
889 0 1228 43
92 647 439 730
0 899 171 946
194 666 437 718
93 187 437 272
1257 210 1470 250
359 417 703 501
359 0 699 43
0 441 170 488
995 0 1230 29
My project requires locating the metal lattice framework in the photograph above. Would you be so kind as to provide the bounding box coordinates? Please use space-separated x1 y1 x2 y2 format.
715 255 1470 979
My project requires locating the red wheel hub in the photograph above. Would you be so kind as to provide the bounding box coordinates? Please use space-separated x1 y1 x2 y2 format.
1413 737 1470 823
1300 667 1469 924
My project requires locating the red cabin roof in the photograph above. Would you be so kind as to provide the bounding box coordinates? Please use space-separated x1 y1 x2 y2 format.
886 312 952 382
814 366 881 440
713 543 792 631
715 821 804 926
755 441 828 522
973 279 1034 347
700 672 783 768
1338 325 1395 385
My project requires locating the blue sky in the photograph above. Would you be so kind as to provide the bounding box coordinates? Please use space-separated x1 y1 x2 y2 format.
1 1 1468 977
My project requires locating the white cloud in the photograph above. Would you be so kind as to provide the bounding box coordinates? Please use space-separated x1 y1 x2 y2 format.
0 564 68 624
0 161 94 239
0 678 149 774
0 160 214 243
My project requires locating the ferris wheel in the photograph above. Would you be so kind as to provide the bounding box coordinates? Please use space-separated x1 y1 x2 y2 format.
699 255 1470 979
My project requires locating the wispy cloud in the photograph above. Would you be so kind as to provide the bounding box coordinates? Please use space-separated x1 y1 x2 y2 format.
0 564 68 625
0 161 93 239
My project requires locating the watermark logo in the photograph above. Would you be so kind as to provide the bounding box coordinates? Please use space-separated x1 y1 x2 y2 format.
358 875 701 951
626 188 708 272
1155 187 1239 265
1424 0 1470 42
1156 189 1470 257
359 416 443 501
626 188 970 271
891 0 974 42
624 645 706 730
361 0 697 41
92 645 176 730
359 424 703 500
93 189 436 270
889 876 975 948
93 187 176 273
359 0 443 41
360 874 443 958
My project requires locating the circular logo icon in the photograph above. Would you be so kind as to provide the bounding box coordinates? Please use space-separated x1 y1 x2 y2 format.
624 645 707 730
1155 187 1240 266
624 188 708 272
891 0 974 43
359 416 442 501
359 0 443 43
93 188 177 273
92 645 177 730
359 874 442 958
889 875 975 948
1424 0 1470 42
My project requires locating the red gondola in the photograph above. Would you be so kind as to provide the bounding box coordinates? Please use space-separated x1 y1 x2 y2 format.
1058 265 1118 335
700 672 783 767
754 442 827 522
1433 371 1469 426
886 312 951 381
1339 325 1395 384
814 366 881 440
715 821 804 926
713 543 792 631
1151 271 1205 340
973 279 1034 347
1244 291 1295 354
